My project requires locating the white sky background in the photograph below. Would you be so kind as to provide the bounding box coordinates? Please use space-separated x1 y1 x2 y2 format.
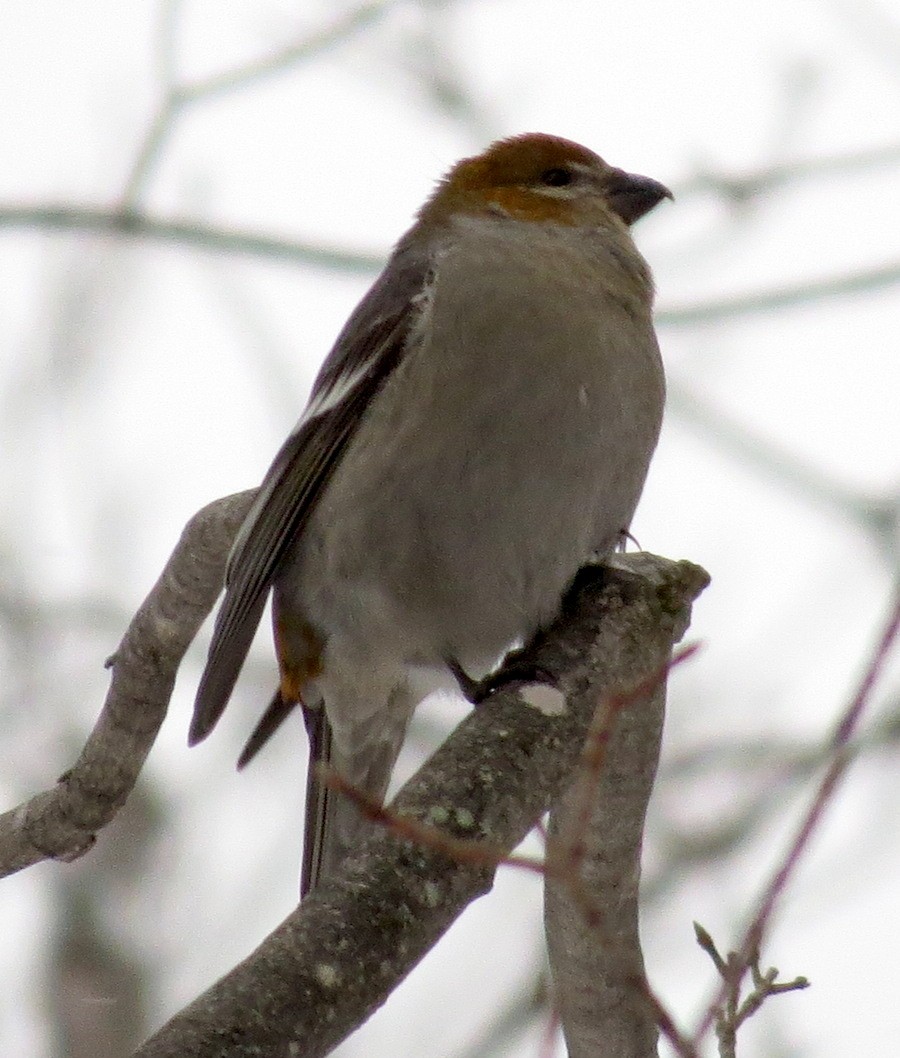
0 1 898 1056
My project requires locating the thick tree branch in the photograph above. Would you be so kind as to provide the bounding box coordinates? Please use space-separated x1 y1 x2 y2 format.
135 555 708 1058
544 651 672 1058
0 491 255 878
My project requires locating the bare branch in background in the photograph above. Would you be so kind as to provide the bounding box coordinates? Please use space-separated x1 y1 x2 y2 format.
3 209 900 327
656 259 900 325
449 966 549 1058
122 0 404 205
46 785 166 1057
0 206 384 272
675 141 900 205
691 586 900 1046
826 0 900 81
667 379 900 557
393 0 499 142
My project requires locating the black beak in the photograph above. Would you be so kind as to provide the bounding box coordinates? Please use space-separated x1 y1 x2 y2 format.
606 168 673 225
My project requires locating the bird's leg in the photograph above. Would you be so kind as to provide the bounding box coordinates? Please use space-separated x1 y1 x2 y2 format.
446 562 617 704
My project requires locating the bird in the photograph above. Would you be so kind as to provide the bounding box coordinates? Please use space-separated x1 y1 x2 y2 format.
189 133 671 896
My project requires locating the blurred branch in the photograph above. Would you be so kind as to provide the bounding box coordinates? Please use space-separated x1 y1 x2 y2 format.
663 705 900 782
123 0 403 203
643 703 900 905
0 590 131 636
49 884 148 1058
394 0 498 142
0 491 255 878
169 1 398 104
193 252 315 424
0 205 383 272
134 556 708 1058
656 259 900 324
825 0 900 82
667 379 900 556
47 786 165 1058
675 140 900 205
450 967 549 1058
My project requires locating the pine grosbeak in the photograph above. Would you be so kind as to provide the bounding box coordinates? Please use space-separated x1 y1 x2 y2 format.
190 133 671 894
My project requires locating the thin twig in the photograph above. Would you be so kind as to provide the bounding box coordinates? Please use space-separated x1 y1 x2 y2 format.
551 645 700 879
675 140 900 204
694 924 809 1058
121 0 402 203
691 586 900 1045
181 1 398 106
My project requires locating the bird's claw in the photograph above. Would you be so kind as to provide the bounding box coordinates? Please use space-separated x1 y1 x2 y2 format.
447 649 557 705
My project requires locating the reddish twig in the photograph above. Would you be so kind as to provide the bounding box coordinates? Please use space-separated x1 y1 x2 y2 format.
692 587 900 1045
321 769 533 871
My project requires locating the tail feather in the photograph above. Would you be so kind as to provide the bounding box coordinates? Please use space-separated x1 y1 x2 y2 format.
301 704 333 896
237 691 298 769
236 692 387 897
300 706 411 897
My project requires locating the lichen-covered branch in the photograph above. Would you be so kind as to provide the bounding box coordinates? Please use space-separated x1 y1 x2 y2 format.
135 555 708 1058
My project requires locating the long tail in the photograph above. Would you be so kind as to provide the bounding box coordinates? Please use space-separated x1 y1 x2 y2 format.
300 702 334 896
235 692 341 895
234 691 365 895
239 688 417 897
302 695 418 897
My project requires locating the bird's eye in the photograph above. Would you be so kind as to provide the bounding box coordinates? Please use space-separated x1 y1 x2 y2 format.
539 167 574 187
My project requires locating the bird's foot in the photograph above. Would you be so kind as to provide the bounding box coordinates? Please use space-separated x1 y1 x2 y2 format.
446 648 557 705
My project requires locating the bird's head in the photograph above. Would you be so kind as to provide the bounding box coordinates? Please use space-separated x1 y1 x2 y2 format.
418 133 672 231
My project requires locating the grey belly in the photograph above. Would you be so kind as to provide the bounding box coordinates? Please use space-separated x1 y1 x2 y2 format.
290 376 655 673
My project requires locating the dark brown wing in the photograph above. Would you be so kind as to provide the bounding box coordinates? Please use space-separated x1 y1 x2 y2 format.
189 240 432 747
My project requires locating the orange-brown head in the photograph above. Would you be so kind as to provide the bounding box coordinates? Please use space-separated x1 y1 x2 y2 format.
418 133 671 230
